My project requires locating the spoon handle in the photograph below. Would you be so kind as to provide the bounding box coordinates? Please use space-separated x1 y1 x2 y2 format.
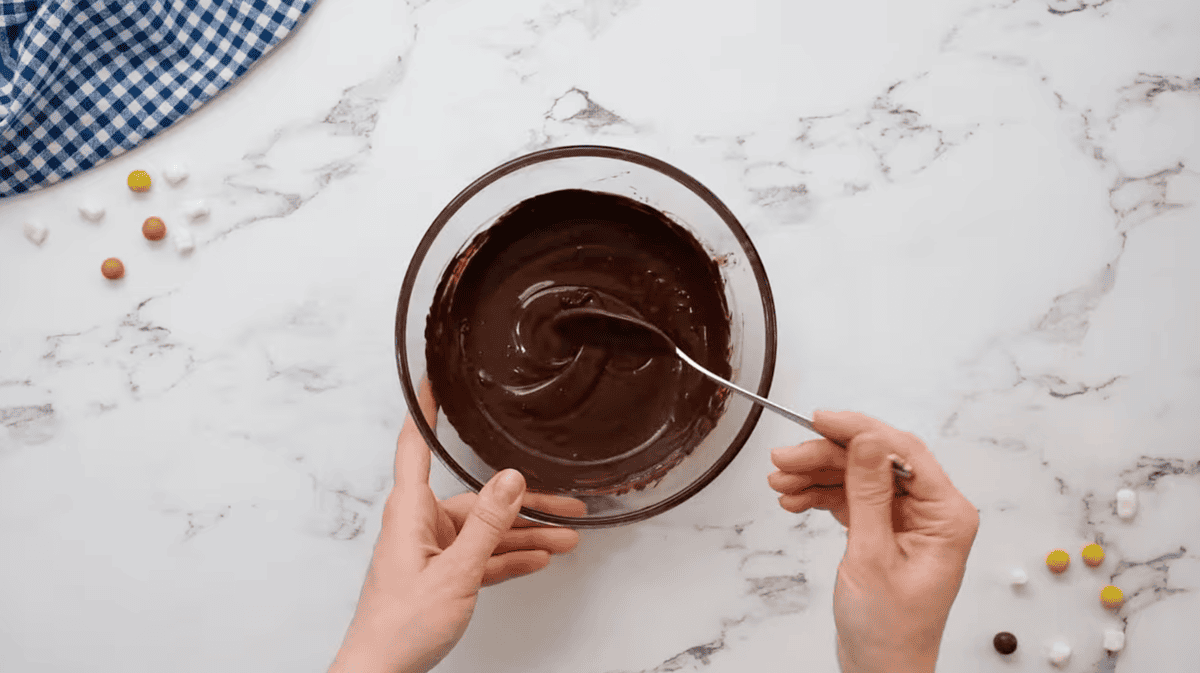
674 348 913 480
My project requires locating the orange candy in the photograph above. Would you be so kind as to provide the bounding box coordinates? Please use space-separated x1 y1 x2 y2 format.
1046 549 1070 573
142 216 166 241
127 170 152 192
101 257 125 279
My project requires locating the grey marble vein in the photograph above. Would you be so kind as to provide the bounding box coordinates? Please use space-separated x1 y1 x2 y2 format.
182 506 232 542
215 51 413 245
1045 0 1114 16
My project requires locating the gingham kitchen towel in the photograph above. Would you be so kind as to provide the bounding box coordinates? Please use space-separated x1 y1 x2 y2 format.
0 0 318 198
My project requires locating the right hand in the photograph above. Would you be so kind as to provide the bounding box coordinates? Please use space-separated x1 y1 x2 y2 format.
767 411 980 673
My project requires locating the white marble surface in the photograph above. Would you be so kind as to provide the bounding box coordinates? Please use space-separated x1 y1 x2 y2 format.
2 0 1199 671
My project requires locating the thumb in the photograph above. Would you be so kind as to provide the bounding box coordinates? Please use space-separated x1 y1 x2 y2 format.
843 433 898 561
439 469 526 580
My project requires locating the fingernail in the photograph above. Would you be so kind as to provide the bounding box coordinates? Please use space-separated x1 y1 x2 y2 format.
496 469 524 505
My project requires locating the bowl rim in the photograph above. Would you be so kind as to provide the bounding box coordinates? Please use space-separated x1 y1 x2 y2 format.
395 144 777 527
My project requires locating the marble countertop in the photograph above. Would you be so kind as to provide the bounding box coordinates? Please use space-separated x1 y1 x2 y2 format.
2 0 1198 671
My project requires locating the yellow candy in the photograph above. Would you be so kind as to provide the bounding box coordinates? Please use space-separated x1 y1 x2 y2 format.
1082 543 1105 567
128 170 152 192
1100 585 1124 609
1046 549 1070 573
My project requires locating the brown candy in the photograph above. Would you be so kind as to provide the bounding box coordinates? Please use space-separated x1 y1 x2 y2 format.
101 258 125 280
142 216 166 241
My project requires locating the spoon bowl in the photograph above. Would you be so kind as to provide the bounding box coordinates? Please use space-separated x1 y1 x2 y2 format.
550 307 675 356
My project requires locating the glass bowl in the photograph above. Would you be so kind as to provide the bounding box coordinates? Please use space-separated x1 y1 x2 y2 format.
395 145 777 528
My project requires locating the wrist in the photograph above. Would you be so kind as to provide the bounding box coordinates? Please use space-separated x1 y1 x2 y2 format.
837 641 937 673
329 607 428 673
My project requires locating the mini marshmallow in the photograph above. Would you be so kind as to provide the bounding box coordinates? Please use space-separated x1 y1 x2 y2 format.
174 227 194 253
164 163 189 185
1010 568 1028 585
1116 489 1137 519
23 221 48 245
183 199 210 220
79 203 105 221
1049 641 1071 666
1103 629 1125 652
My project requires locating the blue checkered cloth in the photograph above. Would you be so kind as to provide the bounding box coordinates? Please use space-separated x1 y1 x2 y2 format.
1 0 318 198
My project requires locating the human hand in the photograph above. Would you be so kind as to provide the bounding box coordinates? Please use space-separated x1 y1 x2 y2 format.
767 411 980 673
329 379 586 673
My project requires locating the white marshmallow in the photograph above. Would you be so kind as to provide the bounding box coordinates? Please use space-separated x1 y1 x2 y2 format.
1010 568 1028 585
1049 641 1071 666
1103 629 1125 652
183 199 210 220
23 221 48 245
174 227 195 253
1116 489 1137 519
164 163 189 185
79 203 105 221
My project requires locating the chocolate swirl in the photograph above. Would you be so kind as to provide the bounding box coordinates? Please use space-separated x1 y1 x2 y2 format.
426 190 731 493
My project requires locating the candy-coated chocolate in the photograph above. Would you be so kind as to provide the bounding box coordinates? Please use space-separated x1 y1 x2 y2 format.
1100 585 1124 609
128 170 152 192
101 257 125 279
1082 543 1105 567
142 216 166 241
1046 549 1070 573
993 632 1017 654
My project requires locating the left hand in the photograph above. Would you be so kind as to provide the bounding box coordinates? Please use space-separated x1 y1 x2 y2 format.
329 378 586 673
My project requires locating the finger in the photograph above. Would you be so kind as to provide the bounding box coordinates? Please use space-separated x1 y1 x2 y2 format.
779 487 849 526
887 430 957 501
439 469 526 583
811 410 894 448
816 411 958 500
481 550 553 587
395 377 440 493
767 470 842 494
841 432 898 562
768 470 809 494
440 491 588 532
398 377 439 446
770 469 844 491
518 491 589 519
492 526 580 556
439 493 476 529
770 439 845 473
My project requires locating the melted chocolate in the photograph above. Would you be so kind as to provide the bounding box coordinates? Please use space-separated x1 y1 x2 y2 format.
426 189 731 493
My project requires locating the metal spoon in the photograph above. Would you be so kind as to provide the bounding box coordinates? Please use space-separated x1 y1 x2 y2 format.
552 306 914 480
